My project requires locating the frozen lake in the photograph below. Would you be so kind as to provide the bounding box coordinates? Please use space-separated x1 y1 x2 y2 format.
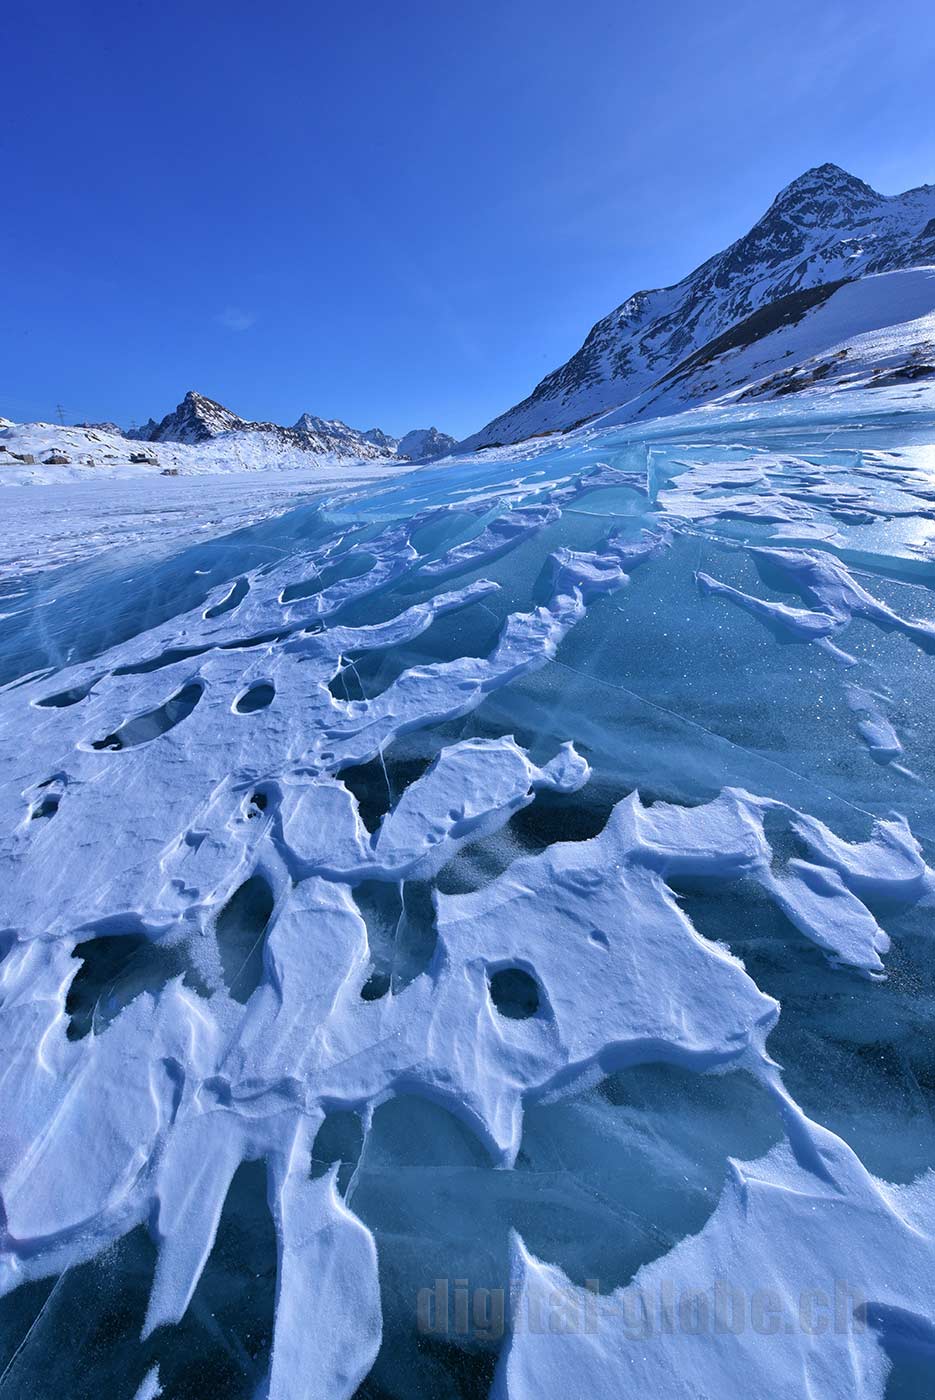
2 387 935 1398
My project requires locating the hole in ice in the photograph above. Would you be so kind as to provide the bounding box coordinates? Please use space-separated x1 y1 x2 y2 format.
488 966 540 1019
0 1226 156 1397
5 1167 276 1398
327 653 368 703
761 805 813 871
310 1108 365 1195
34 677 99 708
90 681 204 751
113 645 207 677
66 932 206 1040
874 1306 935 1399
234 680 275 714
671 879 935 1184
511 782 614 846
515 1063 782 1295
246 788 269 816
280 551 376 604
203 576 250 619
150 1158 277 1397
360 970 391 1001
30 793 60 820
327 600 497 708
354 880 438 999
350 1096 500 1399
338 751 434 835
434 781 616 897
215 874 275 1003
395 881 438 988
354 882 401 1001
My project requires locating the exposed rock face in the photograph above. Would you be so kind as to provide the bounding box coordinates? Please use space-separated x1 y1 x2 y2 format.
146 392 253 445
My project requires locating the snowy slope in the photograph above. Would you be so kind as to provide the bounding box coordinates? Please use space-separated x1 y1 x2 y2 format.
599 266 935 425
462 164 935 448
0 418 413 485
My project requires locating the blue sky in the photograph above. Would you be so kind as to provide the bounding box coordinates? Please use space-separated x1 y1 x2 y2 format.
3 0 934 439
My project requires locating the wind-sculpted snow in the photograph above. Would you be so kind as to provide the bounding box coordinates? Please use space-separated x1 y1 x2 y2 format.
496 1129 935 1400
3 397 935 1398
698 547 935 658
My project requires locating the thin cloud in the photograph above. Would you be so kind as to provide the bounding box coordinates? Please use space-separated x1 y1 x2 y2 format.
217 306 256 332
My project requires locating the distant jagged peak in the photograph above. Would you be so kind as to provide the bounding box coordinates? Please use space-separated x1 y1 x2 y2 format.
148 390 246 444
292 412 398 457
397 427 457 461
139 391 446 463
293 411 336 435
140 391 400 461
362 427 399 452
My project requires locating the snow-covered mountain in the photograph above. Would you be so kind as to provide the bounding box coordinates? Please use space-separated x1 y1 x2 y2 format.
396 426 457 460
289 411 398 460
361 427 399 453
598 265 935 426
0 417 417 484
147 391 249 444
0 395 460 483
141 391 393 461
461 164 935 448
136 392 455 464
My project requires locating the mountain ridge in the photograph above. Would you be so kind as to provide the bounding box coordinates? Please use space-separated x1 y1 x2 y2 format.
132 391 454 462
460 163 935 448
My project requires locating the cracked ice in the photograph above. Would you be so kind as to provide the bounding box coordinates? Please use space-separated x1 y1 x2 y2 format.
4 394 935 1398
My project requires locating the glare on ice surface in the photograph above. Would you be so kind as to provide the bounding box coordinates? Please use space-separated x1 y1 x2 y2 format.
2 386 935 1398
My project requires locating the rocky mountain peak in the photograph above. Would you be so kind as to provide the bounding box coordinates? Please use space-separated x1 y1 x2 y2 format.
760 163 880 230
460 163 935 450
148 391 246 444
